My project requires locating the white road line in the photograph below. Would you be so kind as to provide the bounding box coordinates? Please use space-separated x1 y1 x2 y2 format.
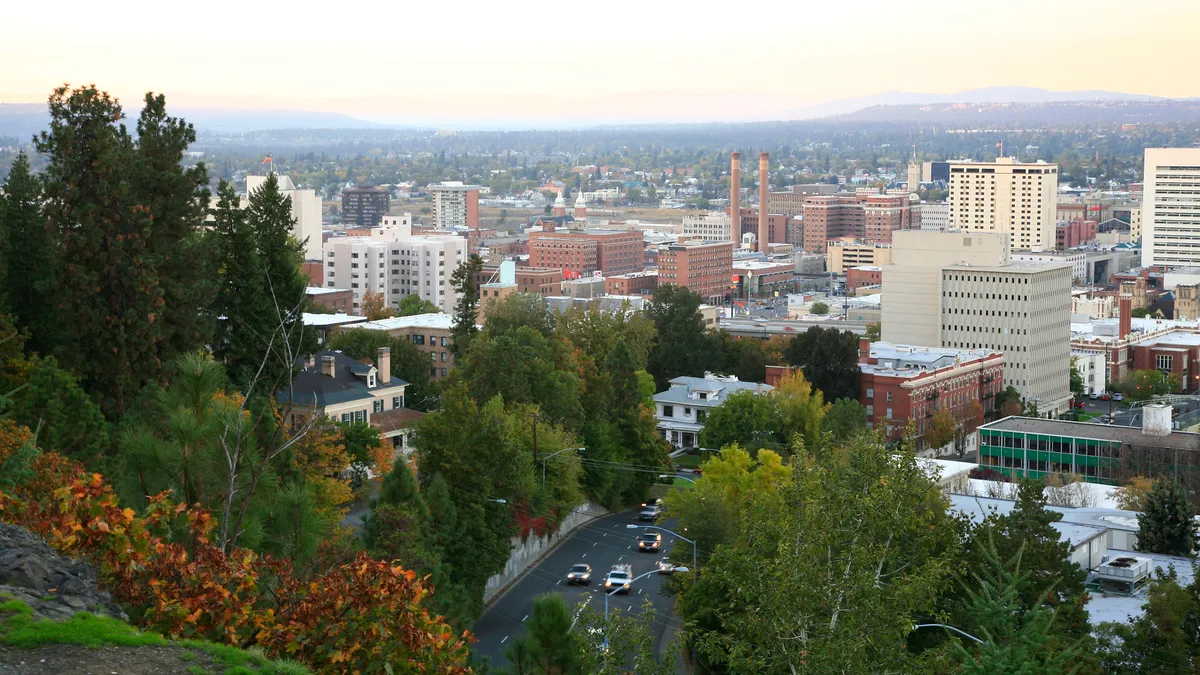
501 636 509 644
581 553 586 559
522 614 529 622
592 542 597 547
618 556 623 561
638 589 643 595
556 580 562 585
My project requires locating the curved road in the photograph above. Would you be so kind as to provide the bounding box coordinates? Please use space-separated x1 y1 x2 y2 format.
470 508 685 669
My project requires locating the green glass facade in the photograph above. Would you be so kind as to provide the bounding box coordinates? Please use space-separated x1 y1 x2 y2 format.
978 428 1122 485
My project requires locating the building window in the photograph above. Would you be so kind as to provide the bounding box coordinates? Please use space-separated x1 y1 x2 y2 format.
866 387 873 399
886 408 893 419
663 405 674 418
341 413 351 423
392 396 402 409
1156 354 1173 373
355 410 366 423
886 391 893 402
374 400 383 413
698 392 707 400
684 407 691 416
440 368 447 377
430 352 437 362
413 335 425 345
441 352 447 361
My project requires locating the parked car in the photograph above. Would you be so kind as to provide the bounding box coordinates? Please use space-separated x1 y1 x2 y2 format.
566 563 592 585
1089 392 1100 400
1072 401 1086 409
1112 393 1125 402
637 531 663 552
1099 393 1113 401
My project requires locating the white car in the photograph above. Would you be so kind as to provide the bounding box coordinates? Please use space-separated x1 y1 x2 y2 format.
604 564 632 594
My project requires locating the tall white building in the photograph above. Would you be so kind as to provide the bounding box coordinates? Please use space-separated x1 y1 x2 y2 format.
682 212 732 242
1140 148 1200 268
948 158 1059 251
246 174 323 261
429 182 480 229
323 218 466 314
918 203 949 231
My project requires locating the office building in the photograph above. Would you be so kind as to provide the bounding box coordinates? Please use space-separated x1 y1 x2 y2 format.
429 182 481 229
658 241 734 303
769 183 839 217
919 203 949 232
323 227 467 315
948 158 1059 251
846 266 882 291
246 174 322 261
341 187 390 228
528 229 644 278
474 264 563 296
606 271 658 296
1140 148 1200 267
682 212 732 242
863 194 914 243
825 238 892 274
922 161 950 184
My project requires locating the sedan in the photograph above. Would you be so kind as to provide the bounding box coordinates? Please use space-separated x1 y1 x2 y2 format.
1112 393 1125 402
1099 393 1113 401
657 558 676 574
566 563 592 585
637 531 662 552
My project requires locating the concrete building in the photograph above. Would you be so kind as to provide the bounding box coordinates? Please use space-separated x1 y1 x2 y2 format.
908 163 921 191
560 275 607 299
1012 251 1087 283
883 231 1071 412
528 229 644 278
429 182 481 229
682 212 732 242
658 241 734 304
919 203 950 232
922 161 950 184
858 340 1005 446
323 228 467 315
246 174 322 261
654 373 773 449
1141 148 1200 267
353 313 456 380
732 260 794 297
341 186 390 228
825 238 892 274
948 158 1059 251
1072 350 1107 397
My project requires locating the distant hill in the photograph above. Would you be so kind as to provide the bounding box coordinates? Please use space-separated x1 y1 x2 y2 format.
824 99 1200 125
785 86 1167 120
0 102 396 139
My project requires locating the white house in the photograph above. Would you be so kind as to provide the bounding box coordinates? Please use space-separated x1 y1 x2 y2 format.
653 373 773 449
1072 350 1107 396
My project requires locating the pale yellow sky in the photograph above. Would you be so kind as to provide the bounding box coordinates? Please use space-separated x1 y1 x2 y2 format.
2 0 1195 124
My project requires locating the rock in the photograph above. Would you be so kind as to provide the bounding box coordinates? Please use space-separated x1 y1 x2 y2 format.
0 523 127 622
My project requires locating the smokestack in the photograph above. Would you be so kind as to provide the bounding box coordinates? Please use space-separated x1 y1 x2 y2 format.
758 152 769 253
730 152 741 240
1119 296 1132 339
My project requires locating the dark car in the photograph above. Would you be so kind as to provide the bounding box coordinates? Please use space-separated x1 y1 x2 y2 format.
566 563 592 585
637 531 662 552
638 506 661 521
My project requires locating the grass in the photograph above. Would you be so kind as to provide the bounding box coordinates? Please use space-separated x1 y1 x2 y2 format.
0 596 310 675
671 454 704 469
671 478 697 489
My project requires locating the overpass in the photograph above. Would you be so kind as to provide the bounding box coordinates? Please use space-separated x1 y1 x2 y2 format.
720 318 868 339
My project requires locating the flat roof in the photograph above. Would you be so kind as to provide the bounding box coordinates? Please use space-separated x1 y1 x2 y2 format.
356 313 453 331
1142 332 1200 347
982 415 1200 452
306 286 350 295
302 312 369 327
943 263 1073 273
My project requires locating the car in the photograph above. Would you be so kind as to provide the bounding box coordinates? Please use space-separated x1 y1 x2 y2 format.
1099 393 1113 401
657 558 676 574
637 531 663 552
1112 393 1125 402
604 564 632 594
638 506 661 521
566 563 592 585
640 498 663 509
1089 392 1100 400
1072 401 1086 409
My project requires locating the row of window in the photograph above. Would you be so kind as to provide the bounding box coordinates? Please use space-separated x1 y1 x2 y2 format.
659 405 707 421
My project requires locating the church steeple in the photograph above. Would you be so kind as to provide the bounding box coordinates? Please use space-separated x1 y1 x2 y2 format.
552 192 567 217
574 191 587 219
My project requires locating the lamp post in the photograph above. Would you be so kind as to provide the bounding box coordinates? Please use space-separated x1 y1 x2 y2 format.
627 524 696 572
542 447 584 486
603 569 659 618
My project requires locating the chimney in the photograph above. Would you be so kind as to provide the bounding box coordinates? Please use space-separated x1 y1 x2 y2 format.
859 337 872 361
1119 296 1132 339
758 153 770 253
321 355 336 378
730 152 741 239
377 346 391 384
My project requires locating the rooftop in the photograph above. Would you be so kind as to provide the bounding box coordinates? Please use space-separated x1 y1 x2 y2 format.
655 373 773 406
303 312 369 328
306 286 351 296
863 342 1001 378
981 415 1200 452
356 313 454 331
1140 331 1200 348
947 494 1108 548
284 350 408 409
1087 549 1196 625
943 262 1073 274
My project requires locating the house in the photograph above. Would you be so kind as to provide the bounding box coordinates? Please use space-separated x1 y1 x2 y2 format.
653 373 773 449
283 348 421 457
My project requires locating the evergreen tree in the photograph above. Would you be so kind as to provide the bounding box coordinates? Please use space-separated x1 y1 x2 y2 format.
0 153 58 355
1136 475 1197 556
131 93 216 365
363 458 428 550
1097 566 1200 673
781 325 861 401
35 85 163 418
211 181 269 388
646 284 721 390
503 593 582 675
449 254 484 356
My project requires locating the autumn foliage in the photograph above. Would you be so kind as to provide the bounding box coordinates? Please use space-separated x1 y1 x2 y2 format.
0 420 472 674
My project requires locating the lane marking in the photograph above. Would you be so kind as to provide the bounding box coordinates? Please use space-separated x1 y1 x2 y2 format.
592 542 597 547
501 636 509 644
618 556 623 561
638 588 643 595
581 553 586 559
522 614 529 622
556 580 562 585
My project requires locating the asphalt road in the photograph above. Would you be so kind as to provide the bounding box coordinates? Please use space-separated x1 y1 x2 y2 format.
1069 397 1200 428
470 507 686 669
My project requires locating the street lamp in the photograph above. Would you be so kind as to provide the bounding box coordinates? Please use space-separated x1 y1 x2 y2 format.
627 523 697 572
659 473 697 484
603 568 660 618
912 623 986 645
542 447 584 486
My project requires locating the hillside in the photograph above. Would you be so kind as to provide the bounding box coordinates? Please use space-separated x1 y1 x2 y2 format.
827 99 1200 125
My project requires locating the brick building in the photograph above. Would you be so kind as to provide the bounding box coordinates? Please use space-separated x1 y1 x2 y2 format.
802 195 864 252
729 207 790 247
606 271 659 296
305 286 354 313
846 266 882 291
474 264 563 296
341 187 390 227
528 229 644 277
658 241 734 303
1056 219 1099 249
352 313 457 380
863 195 914 244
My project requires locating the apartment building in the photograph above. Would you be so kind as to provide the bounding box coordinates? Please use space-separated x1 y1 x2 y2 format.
528 229 644 277
863 194 914 243
947 158 1059 251
1141 148 1200 267
429 182 481 229
606 271 659 296
246 174 322 261
657 241 734 303
341 187 390 228
802 195 864 252
354 313 456 380
324 229 467 315
768 183 838 216
825 238 892 274
682 212 732 242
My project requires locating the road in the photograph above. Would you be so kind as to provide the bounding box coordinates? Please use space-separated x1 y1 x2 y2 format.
470 507 686 669
1068 397 1200 428
720 317 868 338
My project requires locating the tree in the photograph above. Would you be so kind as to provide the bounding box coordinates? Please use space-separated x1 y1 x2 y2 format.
1135 475 1197 556
810 301 830 315
821 397 868 442
483 292 557 339
36 85 164 418
646 284 721 390
397 294 438 316
574 599 679 675
864 322 881 342
925 408 957 450
782 325 861 401
772 369 829 450
1096 566 1200 673
1 153 59 355
210 181 269 389
996 386 1023 417
697 390 780 451
1114 369 1178 401
6 355 110 466
362 290 393 320
1114 475 1154 511
503 594 581 675
1069 358 1085 398
449 254 484 356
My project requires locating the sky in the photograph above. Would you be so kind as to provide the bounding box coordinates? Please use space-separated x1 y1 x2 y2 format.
2 0 1197 125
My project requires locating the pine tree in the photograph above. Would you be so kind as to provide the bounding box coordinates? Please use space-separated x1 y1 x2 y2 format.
211 181 269 388
35 85 163 418
131 93 216 364
449 254 484 357
1136 475 1197 556
363 458 428 550
1 153 59 355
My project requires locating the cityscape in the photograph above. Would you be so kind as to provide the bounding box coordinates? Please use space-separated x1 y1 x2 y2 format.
1 3 1200 673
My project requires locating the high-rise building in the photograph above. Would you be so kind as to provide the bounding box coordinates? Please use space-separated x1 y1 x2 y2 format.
341 187 390 228
1140 148 1200 268
947 158 1059 251
802 195 864 252
918 203 950 231
882 231 1071 412
768 183 838 217
825 239 892 274
429 182 482 230
246 174 323 261
921 161 950 184
657 241 734 303
863 194 913 243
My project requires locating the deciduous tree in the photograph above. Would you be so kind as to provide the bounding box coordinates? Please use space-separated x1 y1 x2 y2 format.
361 290 393 320
821 397 868 443
782 325 861 401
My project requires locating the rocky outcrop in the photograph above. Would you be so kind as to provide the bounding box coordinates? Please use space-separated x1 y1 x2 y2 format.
0 523 126 622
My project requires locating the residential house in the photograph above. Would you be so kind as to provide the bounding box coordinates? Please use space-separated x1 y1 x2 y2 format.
653 373 773 449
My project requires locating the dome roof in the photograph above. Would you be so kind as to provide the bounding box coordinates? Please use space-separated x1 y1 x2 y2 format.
554 193 566 206
575 192 586 207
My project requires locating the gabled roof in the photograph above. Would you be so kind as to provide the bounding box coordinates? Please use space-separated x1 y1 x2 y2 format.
283 350 408 409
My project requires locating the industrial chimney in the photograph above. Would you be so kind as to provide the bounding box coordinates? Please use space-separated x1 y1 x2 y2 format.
758 153 769 253
730 152 741 240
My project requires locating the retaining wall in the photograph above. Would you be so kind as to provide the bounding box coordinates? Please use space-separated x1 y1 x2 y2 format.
483 501 608 605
